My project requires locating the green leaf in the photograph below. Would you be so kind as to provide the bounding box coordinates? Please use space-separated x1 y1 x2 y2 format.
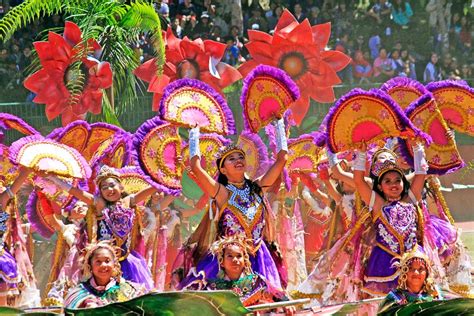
181 171 204 201
65 291 249 316
378 298 474 316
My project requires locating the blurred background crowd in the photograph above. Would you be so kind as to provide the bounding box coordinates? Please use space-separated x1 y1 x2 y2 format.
0 0 473 101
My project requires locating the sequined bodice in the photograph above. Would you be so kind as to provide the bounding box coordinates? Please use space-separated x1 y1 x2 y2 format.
218 184 265 245
97 203 135 251
375 201 419 254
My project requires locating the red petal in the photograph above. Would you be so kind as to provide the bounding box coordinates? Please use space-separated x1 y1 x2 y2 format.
165 28 181 51
148 75 170 94
286 19 313 44
321 50 352 72
204 40 226 59
275 9 298 33
45 101 65 121
34 42 55 63
180 40 203 60
134 59 158 82
289 96 310 126
93 62 113 89
248 30 273 43
309 61 341 86
310 86 336 103
61 107 80 126
48 32 72 63
63 21 82 46
245 41 273 60
238 60 260 77
214 63 242 88
24 70 51 93
311 23 332 48
199 71 221 92
152 93 163 111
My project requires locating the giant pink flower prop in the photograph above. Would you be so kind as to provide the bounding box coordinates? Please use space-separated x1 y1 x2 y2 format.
24 22 113 126
239 10 351 124
134 28 242 111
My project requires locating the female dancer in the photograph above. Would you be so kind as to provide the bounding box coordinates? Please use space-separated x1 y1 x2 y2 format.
46 165 156 290
64 241 143 308
177 119 288 292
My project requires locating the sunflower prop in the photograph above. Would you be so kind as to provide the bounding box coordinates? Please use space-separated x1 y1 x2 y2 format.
134 28 241 111
24 21 113 126
159 79 235 135
325 89 431 153
133 116 183 195
241 65 299 133
9 135 92 179
426 80 474 136
380 77 428 110
239 9 351 124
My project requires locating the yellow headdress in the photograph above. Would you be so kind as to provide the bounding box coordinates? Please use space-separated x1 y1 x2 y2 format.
210 234 252 275
95 165 121 186
216 144 246 170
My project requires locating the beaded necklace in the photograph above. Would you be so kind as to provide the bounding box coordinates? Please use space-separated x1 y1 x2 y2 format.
226 183 262 221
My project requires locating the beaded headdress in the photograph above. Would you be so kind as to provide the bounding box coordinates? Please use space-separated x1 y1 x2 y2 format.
81 240 122 281
210 234 252 275
95 165 121 186
371 147 398 165
216 144 246 170
371 160 404 179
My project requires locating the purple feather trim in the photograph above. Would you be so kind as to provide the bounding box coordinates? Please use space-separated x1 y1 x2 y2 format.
90 122 124 134
47 120 90 141
311 131 327 147
282 167 291 191
0 113 39 136
26 192 54 239
241 65 300 132
9 135 92 179
240 130 270 177
426 79 472 93
89 131 133 169
159 78 236 135
324 88 432 153
133 116 181 196
380 76 428 95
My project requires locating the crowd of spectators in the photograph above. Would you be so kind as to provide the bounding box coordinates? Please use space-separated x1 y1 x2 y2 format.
0 0 473 102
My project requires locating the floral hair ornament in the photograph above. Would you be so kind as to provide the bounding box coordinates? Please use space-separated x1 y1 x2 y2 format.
81 240 122 282
371 160 404 179
210 234 253 275
216 144 246 170
95 165 121 186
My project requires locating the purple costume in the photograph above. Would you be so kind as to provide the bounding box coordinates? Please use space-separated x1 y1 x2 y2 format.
362 200 423 296
0 211 19 297
95 203 153 290
179 183 283 292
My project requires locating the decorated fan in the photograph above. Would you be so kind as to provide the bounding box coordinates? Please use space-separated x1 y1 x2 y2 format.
379 77 427 110
32 175 78 207
82 123 124 161
10 135 91 179
182 133 230 178
241 65 300 133
325 88 430 153
117 166 153 195
0 113 39 140
90 133 132 171
286 134 323 174
0 144 19 185
159 79 235 135
26 192 57 239
133 117 183 195
426 80 474 136
237 131 269 179
398 94 464 174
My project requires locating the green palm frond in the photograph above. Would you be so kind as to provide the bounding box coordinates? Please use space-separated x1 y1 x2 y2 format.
0 0 63 42
120 1 165 75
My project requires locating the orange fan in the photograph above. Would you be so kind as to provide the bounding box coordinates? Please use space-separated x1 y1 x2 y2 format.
287 134 323 174
325 88 427 153
380 77 427 110
427 80 474 136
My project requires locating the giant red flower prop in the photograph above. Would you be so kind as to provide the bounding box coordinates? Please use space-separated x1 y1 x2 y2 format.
24 21 113 126
239 10 351 125
134 28 242 111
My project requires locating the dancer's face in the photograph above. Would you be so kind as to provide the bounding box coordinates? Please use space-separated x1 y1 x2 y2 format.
378 171 403 200
220 152 246 178
91 248 115 285
222 244 245 280
406 259 427 293
70 201 88 220
99 178 122 202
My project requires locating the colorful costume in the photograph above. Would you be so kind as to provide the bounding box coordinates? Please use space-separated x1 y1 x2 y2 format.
87 201 153 290
65 277 142 309
379 288 440 312
177 182 284 293
0 211 19 298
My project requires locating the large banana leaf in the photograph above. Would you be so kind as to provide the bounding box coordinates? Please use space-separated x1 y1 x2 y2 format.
65 291 249 316
378 298 474 316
